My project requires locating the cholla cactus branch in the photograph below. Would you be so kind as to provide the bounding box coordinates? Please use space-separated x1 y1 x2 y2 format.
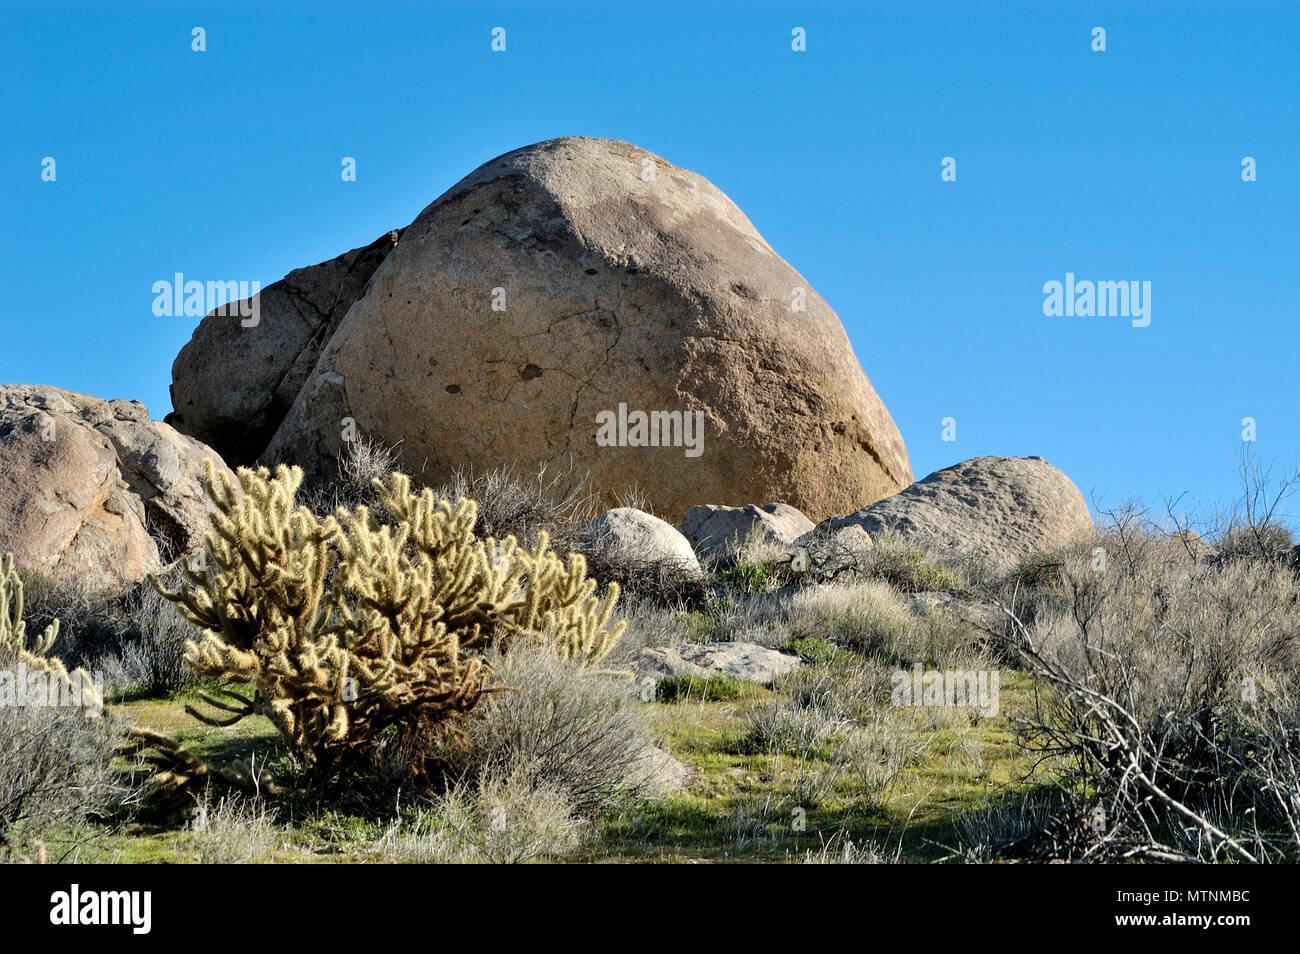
150 459 627 791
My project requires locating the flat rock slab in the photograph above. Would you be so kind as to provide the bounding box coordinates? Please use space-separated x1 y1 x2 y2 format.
634 641 801 685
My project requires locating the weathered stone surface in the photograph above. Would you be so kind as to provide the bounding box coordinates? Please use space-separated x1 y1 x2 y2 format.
632 641 801 685
582 507 703 575
628 745 690 796
680 502 814 561
167 230 403 465
802 455 1094 574
0 384 236 591
260 136 911 521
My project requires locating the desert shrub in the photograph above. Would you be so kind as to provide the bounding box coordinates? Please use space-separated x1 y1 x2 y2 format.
660 594 793 648
15 567 201 697
16 570 124 674
602 596 692 664
738 662 922 812
452 649 656 815
436 463 594 552
119 570 201 695
739 700 849 761
860 534 965 592
801 833 893 864
0 706 121 858
786 580 921 667
149 463 627 795
301 435 403 516
724 525 796 567
654 672 746 703
365 773 582 864
578 545 710 608
948 789 1075 863
784 635 858 669
1011 552 1065 589
718 560 774 595
443 772 584 863
1216 520 1295 564
188 793 285 864
0 554 118 856
996 518 1300 862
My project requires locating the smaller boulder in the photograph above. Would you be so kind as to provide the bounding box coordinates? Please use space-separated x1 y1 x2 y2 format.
680 503 814 563
633 642 801 685
581 508 703 576
801 455 1094 575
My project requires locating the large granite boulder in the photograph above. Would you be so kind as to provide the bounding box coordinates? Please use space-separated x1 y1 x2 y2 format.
167 230 403 465
247 137 909 521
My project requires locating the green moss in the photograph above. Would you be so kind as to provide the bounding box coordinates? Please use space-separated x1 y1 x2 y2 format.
655 673 747 703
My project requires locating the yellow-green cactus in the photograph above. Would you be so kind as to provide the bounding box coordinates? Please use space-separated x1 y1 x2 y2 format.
154 461 626 785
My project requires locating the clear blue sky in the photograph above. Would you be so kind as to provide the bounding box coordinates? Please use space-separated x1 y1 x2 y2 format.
4 1 1297 527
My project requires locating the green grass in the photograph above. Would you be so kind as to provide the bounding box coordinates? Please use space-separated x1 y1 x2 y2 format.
654 673 749 703
72 664 1045 864
718 560 775 595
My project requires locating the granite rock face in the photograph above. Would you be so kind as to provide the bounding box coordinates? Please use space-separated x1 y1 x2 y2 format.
249 137 909 521
167 230 403 465
0 384 236 591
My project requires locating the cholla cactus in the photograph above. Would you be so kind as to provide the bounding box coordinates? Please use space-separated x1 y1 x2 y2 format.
0 554 99 710
154 461 626 786
373 472 627 664
0 553 58 662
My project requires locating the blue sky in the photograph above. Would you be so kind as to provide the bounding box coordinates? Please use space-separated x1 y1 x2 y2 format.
3 1 1297 527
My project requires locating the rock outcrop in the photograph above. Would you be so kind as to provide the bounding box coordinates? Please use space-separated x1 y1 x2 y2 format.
680 502 814 562
167 230 403 465
0 385 236 591
168 136 914 521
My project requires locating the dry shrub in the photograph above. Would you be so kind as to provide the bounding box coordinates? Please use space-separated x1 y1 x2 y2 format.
436 462 595 551
452 649 658 815
995 512 1300 862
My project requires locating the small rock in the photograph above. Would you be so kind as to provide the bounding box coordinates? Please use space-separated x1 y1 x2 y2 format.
582 507 703 576
680 502 814 562
633 641 801 685
628 745 690 796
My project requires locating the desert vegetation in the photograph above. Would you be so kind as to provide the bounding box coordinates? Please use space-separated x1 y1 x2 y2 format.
2 443 1297 865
